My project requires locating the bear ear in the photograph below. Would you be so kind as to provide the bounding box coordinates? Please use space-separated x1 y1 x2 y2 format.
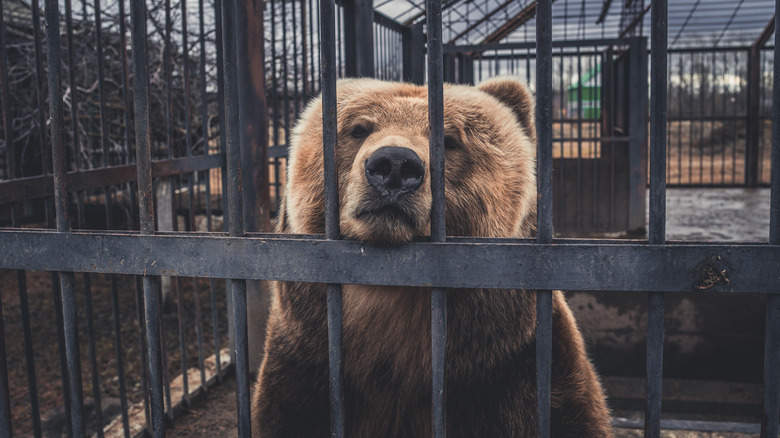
477 78 536 144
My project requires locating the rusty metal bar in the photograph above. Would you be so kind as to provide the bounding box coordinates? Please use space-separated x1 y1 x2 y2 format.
0 154 226 205
44 0 85 436
536 0 553 436
646 1 668 437
221 0 251 434
128 0 165 434
761 4 780 437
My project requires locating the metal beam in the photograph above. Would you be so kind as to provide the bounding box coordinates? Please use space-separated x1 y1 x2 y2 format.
479 1 557 45
1 230 779 294
753 15 776 49
596 0 614 25
619 3 650 38
448 0 516 44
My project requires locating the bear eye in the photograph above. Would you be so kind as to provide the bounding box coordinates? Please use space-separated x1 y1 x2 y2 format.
350 125 372 140
444 135 461 150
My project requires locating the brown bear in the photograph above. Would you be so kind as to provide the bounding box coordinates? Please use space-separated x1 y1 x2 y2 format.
251 78 613 437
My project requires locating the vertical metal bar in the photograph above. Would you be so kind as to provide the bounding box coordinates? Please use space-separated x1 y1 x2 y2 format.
32 0 50 176
46 0 85 436
83 273 105 438
118 0 132 164
129 0 165 434
95 0 109 166
64 0 80 172
182 0 196 391
270 0 281 212
559 48 566 229
721 52 727 185
576 46 583 230
0 284 12 438
12 214 42 438
90 1 110 430
0 0 13 182
222 0 251 435
197 0 210 390
214 0 228 380
761 5 780 438
301 0 309 99
45 0 85 435
282 0 291 145
426 0 446 436
175 278 189 401
536 1 553 438
133 278 152 431
646 1 667 437
183 0 193 158
109 273 131 438
591 48 599 226
320 0 344 434
678 55 683 185
165 0 174 160
49 275 73 438
292 0 301 118
310 0 317 93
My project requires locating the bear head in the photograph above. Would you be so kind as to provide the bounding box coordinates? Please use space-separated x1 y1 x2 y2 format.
282 78 537 245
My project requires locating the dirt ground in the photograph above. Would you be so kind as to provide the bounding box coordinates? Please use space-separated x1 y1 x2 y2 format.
0 269 230 437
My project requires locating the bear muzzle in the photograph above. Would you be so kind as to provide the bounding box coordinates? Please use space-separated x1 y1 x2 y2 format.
364 146 425 203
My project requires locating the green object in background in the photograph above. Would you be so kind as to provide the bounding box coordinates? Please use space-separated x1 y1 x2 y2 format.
566 64 601 119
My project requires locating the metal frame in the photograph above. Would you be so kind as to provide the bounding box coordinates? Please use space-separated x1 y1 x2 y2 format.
1 1 780 438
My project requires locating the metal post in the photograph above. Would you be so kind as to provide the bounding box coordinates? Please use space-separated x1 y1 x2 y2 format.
427 0 446 435
536 1 553 437
321 0 345 433
646 1 668 437
747 46 762 187
761 5 780 438
343 0 375 77
403 22 425 85
222 0 251 435
628 37 648 234
129 0 165 434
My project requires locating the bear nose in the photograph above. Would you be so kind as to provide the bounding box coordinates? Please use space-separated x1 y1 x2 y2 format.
364 146 425 201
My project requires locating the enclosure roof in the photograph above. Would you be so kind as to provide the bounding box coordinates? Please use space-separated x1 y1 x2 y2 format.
374 0 776 49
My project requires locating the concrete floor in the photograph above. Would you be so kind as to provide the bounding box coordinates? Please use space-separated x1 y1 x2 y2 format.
663 188 770 242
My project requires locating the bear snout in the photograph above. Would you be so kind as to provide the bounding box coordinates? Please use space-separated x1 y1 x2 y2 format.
364 146 425 202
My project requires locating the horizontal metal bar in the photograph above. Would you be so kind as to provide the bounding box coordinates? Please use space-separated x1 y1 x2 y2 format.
1 230 778 293
268 145 289 159
444 38 636 54
0 154 226 204
611 417 760 433
667 115 747 122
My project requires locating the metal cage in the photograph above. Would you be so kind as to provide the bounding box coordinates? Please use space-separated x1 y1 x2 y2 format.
1 1 779 438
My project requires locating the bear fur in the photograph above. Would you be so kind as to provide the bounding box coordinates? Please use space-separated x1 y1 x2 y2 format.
251 78 613 437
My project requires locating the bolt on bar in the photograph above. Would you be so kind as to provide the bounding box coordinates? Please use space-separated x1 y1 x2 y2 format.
319 0 345 434
221 0 251 435
129 0 166 435
646 0 668 437
535 0 553 436
426 0 447 435
44 0 87 436
761 3 780 437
